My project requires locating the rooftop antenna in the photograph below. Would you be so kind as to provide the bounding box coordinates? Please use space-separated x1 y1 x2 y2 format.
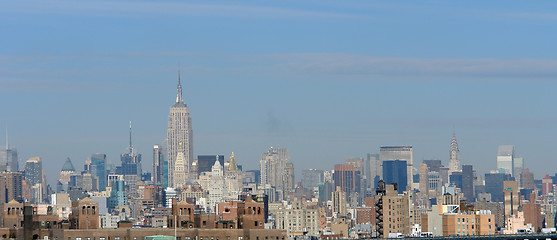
176 66 184 104
5 126 8 149
129 120 132 148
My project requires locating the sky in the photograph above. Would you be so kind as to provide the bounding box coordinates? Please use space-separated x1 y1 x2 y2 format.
2 0 557 187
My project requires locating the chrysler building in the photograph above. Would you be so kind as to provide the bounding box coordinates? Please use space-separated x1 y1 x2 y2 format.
449 131 461 173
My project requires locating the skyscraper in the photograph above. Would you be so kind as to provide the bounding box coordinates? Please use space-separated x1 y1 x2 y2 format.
284 160 295 195
24 157 44 203
152 144 165 186
484 172 511 202
24 157 42 187
89 154 107 191
0 131 18 172
366 153 379 190
418 163 429 195
58 157 76 192
513 157 524 186
260 147 291 200
118 121 142 191
0 171 23 202
379 146 413 189
167 74 193 188
462 165 474 201
503 180 519 219
333 164 361 197
448 131 461 173
542 174 553 196
496 145 514 175
520 169 535 190
382 160 407 194
302 169 324 190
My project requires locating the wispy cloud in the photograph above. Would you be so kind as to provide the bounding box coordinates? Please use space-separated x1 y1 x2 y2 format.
2 52 557 91
1 0 365 20
260 54 557 79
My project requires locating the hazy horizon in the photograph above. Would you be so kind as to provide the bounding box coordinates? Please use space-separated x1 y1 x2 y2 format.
2 0 557 187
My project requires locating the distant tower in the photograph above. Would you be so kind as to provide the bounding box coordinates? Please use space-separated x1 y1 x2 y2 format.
119 121 142 192
497 145 514 175
24 157 42 187
167 72 193 188
208 159 224 213
260 147 290 200
58 157 76 192
152 144 165 186
418 162 429 195
224 152 243 198
284 159 295 195
24 157 43 203
1 129 18 172
379 146 413 190
89 154 107 191
449 131 461 173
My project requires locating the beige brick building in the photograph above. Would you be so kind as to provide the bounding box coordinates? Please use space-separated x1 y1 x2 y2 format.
441 211 495 236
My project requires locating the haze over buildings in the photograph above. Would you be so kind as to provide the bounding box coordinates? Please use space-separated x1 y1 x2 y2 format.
2 2 557 237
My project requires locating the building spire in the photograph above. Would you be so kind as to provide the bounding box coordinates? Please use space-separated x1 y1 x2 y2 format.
5 126 7 149
129 120 132 148
176 70 184 104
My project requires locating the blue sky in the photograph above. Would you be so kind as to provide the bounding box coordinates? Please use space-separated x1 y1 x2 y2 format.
2 0 557 186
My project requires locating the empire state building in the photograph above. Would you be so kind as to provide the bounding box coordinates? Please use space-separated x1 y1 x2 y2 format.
167 74 193 188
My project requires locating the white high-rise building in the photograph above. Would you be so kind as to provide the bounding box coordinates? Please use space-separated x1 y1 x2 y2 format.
260 147 291 200
208 160 224 213
497 145 514 175
167 74 193 188
448 131 461 173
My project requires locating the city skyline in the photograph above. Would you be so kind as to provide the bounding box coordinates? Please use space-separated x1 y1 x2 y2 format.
2 1 557 187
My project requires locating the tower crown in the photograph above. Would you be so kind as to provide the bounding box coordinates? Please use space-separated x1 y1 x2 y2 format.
449 130 461 172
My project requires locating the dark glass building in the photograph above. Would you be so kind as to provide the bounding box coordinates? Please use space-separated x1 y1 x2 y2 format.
333 164 361 196
382 160 407 194
462 165 474 201
197 155 224 174
484 172 512 202
90 154 107 191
